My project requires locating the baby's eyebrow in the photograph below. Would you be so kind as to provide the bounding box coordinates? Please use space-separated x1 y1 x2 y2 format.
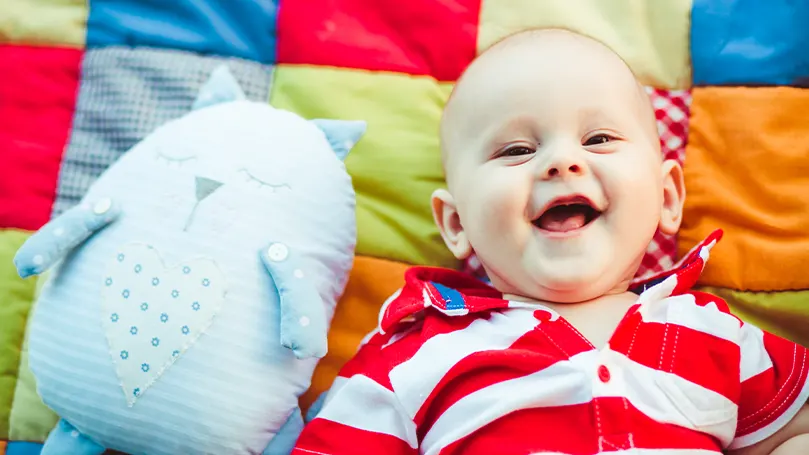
577 108 620 128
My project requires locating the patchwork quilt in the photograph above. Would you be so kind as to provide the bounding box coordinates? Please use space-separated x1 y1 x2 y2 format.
0 0 807 453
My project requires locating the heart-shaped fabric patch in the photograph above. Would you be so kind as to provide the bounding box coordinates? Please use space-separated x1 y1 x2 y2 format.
101 243 226 406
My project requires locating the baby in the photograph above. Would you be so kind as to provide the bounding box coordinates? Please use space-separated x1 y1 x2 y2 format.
292 29 809 455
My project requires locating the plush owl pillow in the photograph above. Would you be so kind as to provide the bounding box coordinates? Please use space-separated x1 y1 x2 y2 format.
13 66 366 455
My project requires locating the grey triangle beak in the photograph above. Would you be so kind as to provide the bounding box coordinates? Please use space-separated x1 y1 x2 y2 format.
195 176 223 202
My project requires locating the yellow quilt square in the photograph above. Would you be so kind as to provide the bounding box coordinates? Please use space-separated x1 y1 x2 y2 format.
0 0 88 48
477 0 693 89
0 229 39 439
271 64 457 268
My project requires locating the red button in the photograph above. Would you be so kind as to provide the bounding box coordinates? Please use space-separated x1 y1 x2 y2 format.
598 365 611 383
533 309 552 322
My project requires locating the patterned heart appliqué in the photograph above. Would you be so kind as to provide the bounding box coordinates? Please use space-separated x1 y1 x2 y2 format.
101 243 227 406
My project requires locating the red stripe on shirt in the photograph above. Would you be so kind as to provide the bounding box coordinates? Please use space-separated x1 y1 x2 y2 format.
611 313 740 401
435 398 720 455
736 331 809 436
293 417 417 455
414 324 574 440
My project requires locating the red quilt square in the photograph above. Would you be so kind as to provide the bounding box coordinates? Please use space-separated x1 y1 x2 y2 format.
276 0 482 82
0 45 82 231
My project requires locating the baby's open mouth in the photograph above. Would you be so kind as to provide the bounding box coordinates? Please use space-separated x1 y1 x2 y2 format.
533 196 601 233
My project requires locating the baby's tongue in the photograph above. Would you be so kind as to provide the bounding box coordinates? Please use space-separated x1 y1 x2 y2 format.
538 206 587 232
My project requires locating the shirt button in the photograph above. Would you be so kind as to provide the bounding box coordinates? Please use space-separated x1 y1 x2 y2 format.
597 365 611 383
533 309 552 322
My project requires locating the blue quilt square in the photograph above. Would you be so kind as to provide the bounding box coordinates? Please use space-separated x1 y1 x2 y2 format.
691 0 809 86
5 442 43 455
86 0 279 63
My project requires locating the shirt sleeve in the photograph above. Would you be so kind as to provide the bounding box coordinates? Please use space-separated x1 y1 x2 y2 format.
729 322 809 449
293 337 418 455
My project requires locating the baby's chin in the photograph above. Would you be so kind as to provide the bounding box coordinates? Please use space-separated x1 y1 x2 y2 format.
522 263 628 304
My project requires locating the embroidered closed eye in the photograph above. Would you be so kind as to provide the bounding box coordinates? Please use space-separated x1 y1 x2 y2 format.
156 152 197 166
239 168 291 192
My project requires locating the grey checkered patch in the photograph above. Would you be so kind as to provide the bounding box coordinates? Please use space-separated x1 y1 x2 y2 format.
51 46 274 217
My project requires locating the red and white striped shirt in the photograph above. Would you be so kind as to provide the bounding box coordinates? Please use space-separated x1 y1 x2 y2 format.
294 230 809 455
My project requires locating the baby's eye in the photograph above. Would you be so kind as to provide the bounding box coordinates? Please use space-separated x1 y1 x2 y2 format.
500 146 535 157
583 134 613 146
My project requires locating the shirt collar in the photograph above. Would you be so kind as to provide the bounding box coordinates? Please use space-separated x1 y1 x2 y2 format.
379 229 723 334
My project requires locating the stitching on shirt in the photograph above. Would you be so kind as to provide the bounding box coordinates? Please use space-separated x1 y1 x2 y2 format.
536 325 570 358
738 344 798 425
424 284 441 308
594 400 603 435
622 398 635 448
294 448 332 455
739 346 805 432
659 323 670 370
599 436 625 450
626 320 641 358
669 326 680 373
561 318 591 347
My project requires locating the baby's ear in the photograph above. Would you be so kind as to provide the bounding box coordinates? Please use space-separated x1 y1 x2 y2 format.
658 159 685 235
431 188 472 260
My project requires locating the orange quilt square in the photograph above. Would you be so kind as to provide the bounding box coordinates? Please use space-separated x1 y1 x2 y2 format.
679 87 809 291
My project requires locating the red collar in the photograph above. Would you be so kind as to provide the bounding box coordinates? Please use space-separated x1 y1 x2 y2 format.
379 229 723 334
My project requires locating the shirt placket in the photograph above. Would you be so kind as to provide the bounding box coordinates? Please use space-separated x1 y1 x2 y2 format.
592 343 634 451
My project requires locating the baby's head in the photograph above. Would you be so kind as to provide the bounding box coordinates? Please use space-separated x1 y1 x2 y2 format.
432 28 685 304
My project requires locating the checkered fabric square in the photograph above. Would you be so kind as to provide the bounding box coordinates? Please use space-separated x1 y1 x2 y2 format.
461 88 693 281
51 47 274 216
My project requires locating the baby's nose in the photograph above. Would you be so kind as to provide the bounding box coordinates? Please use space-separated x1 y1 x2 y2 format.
546 163 582 178
195 176 223 201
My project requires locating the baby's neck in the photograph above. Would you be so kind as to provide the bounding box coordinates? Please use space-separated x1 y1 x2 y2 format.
503 291 639 349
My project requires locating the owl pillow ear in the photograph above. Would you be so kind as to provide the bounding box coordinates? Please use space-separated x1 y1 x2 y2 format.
310 119 367 161
192 65 247 110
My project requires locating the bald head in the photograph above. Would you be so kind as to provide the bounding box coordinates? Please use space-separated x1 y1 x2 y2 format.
439 28 659 184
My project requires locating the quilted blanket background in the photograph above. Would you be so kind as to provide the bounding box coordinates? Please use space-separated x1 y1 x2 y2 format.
0 0 807 453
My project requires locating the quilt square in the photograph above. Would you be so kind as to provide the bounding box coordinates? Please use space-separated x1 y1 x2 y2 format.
85 0 279 63
275 0 481 81
271 64 457 268
477 0 693 89
691 0 809 86
4 441 43 455
0 229 40 440
0 45 82 231
680 86 809 291
0 0 87 48
52 47 274 216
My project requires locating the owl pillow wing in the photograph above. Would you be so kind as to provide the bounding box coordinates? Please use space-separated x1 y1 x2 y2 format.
13 66 366 455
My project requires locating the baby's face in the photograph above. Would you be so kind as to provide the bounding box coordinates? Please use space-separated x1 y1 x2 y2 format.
436 31 684 303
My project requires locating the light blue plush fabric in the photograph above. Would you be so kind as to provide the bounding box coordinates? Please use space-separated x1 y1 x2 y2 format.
14 66 365 455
